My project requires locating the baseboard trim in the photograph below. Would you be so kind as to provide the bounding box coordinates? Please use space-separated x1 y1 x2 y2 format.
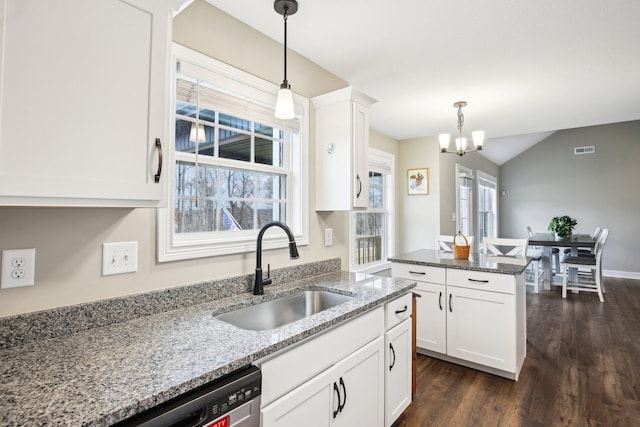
603 270 640 280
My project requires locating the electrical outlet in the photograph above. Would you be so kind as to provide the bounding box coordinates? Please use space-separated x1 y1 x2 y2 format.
102 241 138 276
1 248 36 289
324 228 333 246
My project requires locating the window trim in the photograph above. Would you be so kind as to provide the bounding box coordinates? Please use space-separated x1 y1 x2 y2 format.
476 170 499 245
455 164 474 239
349 148 395 273
157 44 309 262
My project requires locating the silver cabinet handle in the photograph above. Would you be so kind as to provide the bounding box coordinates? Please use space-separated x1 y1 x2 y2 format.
395 305 408 315
468 278 490 283
154 138 163 183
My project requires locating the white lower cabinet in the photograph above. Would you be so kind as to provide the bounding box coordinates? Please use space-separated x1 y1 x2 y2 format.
412 282 446 353
259 307 385 427
392 262 526 380
446 285 516 371
384 319 412 427
261 337 384 427
383 293 413 427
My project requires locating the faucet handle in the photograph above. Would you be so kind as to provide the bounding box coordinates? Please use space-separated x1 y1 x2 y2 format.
263 264 273 287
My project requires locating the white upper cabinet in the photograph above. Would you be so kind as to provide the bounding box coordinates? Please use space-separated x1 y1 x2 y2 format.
312 87 376 211
0 0 182 206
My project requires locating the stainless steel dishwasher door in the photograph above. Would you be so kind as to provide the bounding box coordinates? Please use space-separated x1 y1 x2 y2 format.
115 365 261 427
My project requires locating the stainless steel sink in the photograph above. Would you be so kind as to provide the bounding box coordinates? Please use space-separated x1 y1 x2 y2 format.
215 290 353 331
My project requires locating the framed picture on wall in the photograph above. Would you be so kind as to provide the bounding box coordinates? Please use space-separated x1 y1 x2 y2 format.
408 168 429 195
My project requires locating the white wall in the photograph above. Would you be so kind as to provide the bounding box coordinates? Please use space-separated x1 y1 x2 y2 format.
396 136 441 252
0 1 354 318
499 120 640 277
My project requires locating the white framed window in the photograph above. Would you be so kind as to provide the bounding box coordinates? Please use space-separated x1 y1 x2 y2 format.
350 149 395 272
455 164 473 239
477 170 498 246
158 44 309 262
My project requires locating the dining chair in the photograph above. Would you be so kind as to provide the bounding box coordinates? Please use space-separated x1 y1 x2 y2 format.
437 234 474 252
524 227 544 293
483 238 530 288
563 226 601 256
561 228 609 302
483 237 528 256
527 226 561 277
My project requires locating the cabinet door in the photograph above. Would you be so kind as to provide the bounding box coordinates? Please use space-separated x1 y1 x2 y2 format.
446 286 516 371
385 319 412 427
333 337 384 427
0 0 168 206
261 367 333 427
414 282 446 353
351 101 369 208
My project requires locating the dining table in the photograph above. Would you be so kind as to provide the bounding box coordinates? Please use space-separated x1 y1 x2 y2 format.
528 233 597 290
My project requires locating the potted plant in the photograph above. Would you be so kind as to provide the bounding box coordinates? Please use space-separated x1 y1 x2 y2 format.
548 215 578 240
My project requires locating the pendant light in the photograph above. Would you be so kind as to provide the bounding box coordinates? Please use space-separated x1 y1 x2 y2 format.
274 0 298 119
439 101 485 156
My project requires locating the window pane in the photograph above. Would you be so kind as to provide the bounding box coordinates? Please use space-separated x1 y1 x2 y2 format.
175 161 288 234
368 172 383 208
174 199 217 233
176 100 196 118
175 161 197 197
354 212 384 265
256 123 278 137
256 202 286 227
255 172 286 200
225 201 253 230
255 136 283 167
175 119 195 153
220 113 250 131
219 129 250 161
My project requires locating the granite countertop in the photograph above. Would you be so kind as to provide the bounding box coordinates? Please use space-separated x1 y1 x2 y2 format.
388 249 531 275
0 270 414 427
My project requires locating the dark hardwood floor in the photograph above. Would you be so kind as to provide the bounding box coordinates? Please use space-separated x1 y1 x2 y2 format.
393 277 640 427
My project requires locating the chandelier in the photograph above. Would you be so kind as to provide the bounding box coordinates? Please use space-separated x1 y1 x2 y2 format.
439 101 485 156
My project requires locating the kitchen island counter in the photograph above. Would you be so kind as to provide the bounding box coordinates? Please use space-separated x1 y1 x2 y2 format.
388 248 531 275
389 249 529 380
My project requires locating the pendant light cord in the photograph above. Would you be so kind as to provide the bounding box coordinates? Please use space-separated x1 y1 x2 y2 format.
283 10 289 85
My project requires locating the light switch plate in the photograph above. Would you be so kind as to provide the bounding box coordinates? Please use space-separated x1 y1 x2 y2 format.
102 242 138 276
324 228 333 246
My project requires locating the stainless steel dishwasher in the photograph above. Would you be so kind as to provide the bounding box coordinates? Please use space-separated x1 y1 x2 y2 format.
115 365 261 427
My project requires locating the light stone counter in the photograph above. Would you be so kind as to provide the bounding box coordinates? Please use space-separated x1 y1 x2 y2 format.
0 262 414 426
388 249 531 275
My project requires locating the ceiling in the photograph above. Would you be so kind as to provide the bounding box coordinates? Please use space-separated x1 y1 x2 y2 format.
203 0 640 165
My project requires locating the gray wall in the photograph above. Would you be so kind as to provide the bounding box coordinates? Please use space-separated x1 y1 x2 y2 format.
499 120 640 276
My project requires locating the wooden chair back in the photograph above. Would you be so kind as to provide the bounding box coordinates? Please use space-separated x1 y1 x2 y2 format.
437 234 474 251
483 237 528 257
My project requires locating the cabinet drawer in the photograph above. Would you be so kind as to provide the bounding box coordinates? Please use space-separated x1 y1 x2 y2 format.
447 269 515 294
391 263 446 284
385 293 412 330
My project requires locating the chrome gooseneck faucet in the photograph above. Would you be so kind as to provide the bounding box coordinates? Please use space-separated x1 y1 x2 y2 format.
254 221 299 295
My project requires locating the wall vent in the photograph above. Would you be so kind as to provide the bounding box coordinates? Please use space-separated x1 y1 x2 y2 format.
574 145 595 155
